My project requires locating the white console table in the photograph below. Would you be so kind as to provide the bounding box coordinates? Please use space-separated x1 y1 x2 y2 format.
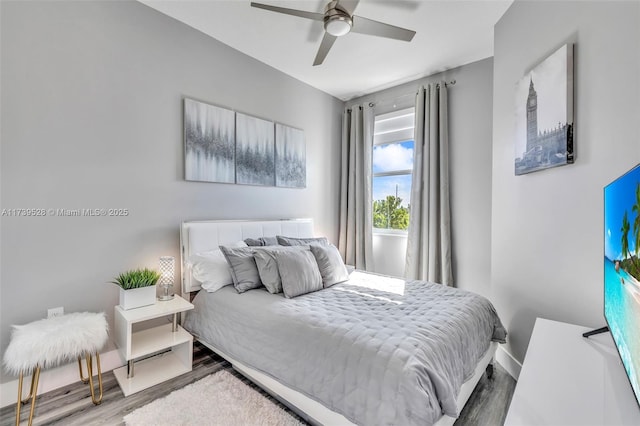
505 318 640 425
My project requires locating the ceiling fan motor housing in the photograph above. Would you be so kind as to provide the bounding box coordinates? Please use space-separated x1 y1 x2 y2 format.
324 1 352 36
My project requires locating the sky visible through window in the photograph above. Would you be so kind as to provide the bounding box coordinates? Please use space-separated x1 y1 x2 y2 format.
373 140 414 207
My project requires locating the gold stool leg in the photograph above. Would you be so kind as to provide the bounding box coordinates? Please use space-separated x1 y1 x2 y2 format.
27 367 40 426
77 357 89 384
15 367 41 426
15 371 23 426
83 353 103 405
20 370 39 405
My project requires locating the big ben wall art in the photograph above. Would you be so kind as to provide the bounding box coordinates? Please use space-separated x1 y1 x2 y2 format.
514 44 574 175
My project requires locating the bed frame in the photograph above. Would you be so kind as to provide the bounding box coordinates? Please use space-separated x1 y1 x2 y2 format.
180 218 497 426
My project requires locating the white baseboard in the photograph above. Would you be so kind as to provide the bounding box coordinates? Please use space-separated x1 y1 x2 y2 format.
495 345 522 380
0 348 123 408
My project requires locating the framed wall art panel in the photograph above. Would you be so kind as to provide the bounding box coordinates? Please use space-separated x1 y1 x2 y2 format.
184 98 236 183
235 113 275 186
514 43 574 175
275 123 306 188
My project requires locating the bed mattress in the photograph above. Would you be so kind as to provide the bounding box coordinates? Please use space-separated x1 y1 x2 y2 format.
183 271 506 426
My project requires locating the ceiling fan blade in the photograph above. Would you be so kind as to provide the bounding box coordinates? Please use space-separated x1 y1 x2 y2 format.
313 33 338 66
250 2 324 22
336 0 360 16
351 16 416 42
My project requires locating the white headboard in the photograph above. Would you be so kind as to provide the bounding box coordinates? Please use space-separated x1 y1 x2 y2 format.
180 218 314 294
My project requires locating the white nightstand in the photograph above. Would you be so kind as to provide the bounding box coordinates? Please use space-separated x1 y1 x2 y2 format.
113 295 194 396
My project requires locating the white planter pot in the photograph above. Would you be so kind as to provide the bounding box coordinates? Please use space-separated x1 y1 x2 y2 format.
119 285 156 310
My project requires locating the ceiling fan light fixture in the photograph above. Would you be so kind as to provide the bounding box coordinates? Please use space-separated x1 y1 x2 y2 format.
250 0 416 66
325 16 352 36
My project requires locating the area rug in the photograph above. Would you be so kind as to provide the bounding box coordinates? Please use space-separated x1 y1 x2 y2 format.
123 370 306 426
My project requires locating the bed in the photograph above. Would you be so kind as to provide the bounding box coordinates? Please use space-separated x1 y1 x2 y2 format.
180 219 506 426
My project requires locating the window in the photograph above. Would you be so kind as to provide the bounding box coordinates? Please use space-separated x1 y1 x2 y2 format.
372 107 415 233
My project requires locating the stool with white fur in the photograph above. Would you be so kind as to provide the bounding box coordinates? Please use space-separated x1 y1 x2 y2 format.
3 312 108 426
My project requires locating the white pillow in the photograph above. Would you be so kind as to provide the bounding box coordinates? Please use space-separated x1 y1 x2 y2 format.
188 241 248 292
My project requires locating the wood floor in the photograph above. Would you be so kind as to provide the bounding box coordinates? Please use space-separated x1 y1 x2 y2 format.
0 342 516 426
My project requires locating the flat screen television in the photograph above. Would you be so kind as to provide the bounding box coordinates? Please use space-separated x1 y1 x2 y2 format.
604 163 640 407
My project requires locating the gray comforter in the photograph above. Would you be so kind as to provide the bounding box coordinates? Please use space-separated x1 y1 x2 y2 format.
183 271 506 426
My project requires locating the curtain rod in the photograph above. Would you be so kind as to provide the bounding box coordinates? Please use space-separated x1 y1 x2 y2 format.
437 79 456 88
346 80 456 112
366 80 456 108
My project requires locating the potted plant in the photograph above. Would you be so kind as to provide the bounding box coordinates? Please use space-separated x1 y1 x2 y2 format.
112 268 160 310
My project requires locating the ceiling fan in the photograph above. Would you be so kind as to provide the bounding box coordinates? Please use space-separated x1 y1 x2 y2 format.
250 0 416 66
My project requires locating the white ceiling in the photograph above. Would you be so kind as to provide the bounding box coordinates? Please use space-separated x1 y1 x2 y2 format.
139 0 513 101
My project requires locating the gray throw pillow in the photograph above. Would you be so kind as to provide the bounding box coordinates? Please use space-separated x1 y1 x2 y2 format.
244 236 280 247
276 235 329 246
310 244 350 288
253 245 310 294
261 236 279 246
219 246 262 293
275 250 323 298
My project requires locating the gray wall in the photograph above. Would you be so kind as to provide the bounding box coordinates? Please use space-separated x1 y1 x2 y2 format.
0 0 343 382
491 0 640 363
348 58 494 296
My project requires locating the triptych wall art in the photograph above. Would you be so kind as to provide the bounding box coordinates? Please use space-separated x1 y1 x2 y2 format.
514 43 574 175
184 98 306 188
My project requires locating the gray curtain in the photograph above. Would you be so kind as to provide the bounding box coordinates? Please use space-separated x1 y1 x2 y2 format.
338 104 374 269
404 83 453 285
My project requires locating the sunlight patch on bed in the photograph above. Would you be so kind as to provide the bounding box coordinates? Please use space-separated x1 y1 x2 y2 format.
345 271 406 296
334 287 403 305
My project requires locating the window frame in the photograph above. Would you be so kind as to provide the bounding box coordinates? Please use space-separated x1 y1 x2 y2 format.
372 107 415 235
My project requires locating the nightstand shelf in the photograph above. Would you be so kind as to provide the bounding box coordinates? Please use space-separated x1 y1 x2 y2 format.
128 323 192 359
113 350 191 396
113 295 194 396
